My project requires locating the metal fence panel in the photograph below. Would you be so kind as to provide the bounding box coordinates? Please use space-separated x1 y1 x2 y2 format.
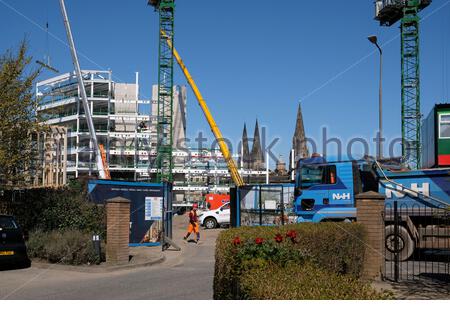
233 184 296 227
384 201 450 284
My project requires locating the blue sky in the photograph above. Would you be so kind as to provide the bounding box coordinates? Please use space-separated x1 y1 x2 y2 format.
1 0 449 166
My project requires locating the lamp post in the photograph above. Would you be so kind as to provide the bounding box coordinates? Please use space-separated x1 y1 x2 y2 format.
368 35 383 160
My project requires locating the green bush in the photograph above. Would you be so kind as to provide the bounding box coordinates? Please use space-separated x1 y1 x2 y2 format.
214 223 367 300
1 179 105 234
27 230 104 265
239 262 390 300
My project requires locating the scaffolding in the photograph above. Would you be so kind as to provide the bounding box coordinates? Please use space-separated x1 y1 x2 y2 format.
36 70 153 180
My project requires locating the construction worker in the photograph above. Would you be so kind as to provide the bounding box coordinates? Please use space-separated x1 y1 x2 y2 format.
183 203 200 244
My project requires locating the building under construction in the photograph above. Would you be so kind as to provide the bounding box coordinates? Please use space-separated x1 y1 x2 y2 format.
36 70 270 204
36 70 183 180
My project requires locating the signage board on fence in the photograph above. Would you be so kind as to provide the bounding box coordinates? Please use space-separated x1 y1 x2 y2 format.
145 197 163 221
88 180 171 246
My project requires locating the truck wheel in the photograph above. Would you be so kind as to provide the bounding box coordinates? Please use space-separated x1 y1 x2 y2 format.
385 225 415 262
204 217 218 229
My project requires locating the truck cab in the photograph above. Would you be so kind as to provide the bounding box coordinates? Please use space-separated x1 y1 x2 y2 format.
294 157 362 223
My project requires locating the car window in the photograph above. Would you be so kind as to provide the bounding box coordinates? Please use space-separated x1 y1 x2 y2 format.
222 203 230 210
0 216 18 230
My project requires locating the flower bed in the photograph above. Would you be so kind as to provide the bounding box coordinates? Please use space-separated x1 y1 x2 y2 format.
214 223 389 300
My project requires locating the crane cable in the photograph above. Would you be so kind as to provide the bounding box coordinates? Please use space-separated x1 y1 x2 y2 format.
36 1 59 73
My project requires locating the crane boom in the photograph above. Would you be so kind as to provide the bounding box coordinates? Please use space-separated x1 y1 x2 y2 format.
59 0 107 179
163 32 245 187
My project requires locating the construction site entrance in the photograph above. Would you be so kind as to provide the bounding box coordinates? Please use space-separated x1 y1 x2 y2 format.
88 180 174 248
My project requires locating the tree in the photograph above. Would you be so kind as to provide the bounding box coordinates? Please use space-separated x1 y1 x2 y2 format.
0 41 41 188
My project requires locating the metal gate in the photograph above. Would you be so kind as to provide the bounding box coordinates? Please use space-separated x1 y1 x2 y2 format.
230 184 296 227
384 201 450 283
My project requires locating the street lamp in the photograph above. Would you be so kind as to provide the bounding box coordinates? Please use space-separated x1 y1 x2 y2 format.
368 35 383 160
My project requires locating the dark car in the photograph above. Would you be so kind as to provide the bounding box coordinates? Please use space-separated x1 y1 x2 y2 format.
0 215 30 269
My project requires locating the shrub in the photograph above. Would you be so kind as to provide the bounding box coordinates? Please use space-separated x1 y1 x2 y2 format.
239 262 390 300
1 179 105 234
27 230 104 265
214 223 367 300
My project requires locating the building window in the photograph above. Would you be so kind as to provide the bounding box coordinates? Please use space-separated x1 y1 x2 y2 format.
439 114 450 139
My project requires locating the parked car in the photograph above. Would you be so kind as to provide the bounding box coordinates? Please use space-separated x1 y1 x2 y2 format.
199 202 230 229
0 215 30 269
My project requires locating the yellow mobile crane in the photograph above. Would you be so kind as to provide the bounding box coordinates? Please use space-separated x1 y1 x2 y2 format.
163 32 245 187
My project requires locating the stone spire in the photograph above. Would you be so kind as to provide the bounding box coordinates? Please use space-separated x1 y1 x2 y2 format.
239 123 251 169
251 120 265 171
291 104 309 168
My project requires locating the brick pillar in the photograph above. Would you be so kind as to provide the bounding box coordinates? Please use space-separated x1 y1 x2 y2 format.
355 191 385 280
106 197 130 265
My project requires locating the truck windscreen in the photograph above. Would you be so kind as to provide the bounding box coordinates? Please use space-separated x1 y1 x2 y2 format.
298 164 336 189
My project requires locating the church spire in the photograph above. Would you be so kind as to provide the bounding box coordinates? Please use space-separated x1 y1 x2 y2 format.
291 104 309 167
239 123 251 169
251 119 265 171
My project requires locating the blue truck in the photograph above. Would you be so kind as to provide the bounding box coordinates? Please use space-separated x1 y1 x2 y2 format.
294 156 450 261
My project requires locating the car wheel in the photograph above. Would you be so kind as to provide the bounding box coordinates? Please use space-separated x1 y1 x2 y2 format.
204 217 218 229
385 225 415 262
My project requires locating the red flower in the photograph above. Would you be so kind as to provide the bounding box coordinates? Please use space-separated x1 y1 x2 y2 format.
232 237 242 246
274 234 283 243
255 237 264 245
286 230 298 240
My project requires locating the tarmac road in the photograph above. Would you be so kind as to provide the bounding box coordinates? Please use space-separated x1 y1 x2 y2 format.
0 215 222 300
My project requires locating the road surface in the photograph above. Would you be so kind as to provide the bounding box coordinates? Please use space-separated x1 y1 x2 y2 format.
0 215 221 300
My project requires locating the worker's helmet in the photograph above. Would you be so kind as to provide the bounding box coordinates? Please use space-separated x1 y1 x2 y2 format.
192 203 199 210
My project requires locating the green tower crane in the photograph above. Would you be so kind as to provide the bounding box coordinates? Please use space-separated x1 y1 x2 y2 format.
149 0 175 182
375 0 431 169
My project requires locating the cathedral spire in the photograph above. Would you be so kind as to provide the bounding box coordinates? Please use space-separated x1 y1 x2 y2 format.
251 119 265 171
291 104 309 168
239 123 251 169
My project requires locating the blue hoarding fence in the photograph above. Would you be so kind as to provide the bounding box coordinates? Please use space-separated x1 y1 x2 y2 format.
88 180 178 249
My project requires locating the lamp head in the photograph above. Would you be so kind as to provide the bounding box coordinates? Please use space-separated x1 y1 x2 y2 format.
368 35 378 45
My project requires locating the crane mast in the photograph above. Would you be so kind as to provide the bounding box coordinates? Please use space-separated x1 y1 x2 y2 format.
375 0 431 169
401 1 422 169
149 0 175 183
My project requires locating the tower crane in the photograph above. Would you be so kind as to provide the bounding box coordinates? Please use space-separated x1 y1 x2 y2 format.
148 1 245 186
375 0 432 169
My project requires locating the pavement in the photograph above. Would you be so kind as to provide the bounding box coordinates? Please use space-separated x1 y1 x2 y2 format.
383 256 450 299
0 215 222 300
